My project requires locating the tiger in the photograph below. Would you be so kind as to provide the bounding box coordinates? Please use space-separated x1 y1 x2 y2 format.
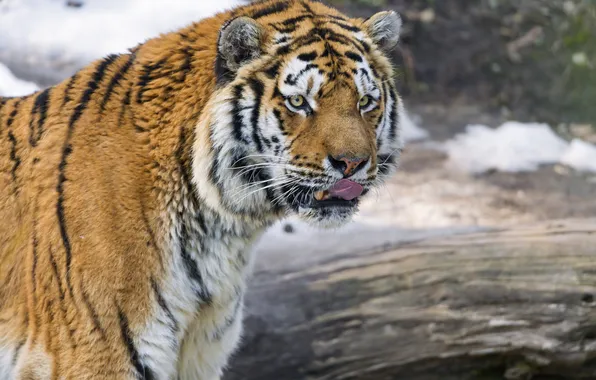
0 0 403 379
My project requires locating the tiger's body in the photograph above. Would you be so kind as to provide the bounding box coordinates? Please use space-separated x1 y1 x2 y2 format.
0 1 403 379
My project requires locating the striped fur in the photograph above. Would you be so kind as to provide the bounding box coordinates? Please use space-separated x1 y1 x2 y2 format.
0 1 403 379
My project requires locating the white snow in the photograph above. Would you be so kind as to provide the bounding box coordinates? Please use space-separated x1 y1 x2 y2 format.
0 0 242 59
444 121 596 174
0 62 39 97
0 0 243 84
400 108 430 143
560 139 596 173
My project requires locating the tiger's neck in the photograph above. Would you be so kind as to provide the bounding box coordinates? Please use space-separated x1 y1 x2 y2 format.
126 15 280 274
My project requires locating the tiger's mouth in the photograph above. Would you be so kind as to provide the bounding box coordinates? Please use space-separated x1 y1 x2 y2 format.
284 179 369 211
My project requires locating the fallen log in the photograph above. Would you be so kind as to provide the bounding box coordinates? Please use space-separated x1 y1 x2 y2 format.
226 219 596 380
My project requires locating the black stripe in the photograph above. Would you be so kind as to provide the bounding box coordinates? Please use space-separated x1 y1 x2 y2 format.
345 51 363 63
231 84 250 144
329 34 366 55
29 87 51 147
388 87 398 142
247 78 265 153
323 44 342 60
118 306 155 380
274 36 290 45
360 68 374 85
31 223 38 293
327 14 348 22
0 98 7 133
118 87 132 127
48 247 65 301
377 81 389 149
180 228 212 304
370 64 381 80
330 20 361 33
175 125 208 236
272 108 285 132
136 57 167 104
48 245 75 346
151 278 179 332
377 154 395 176
6 99 21 127
250 1 289 19
58 54 118 299
297 51 318 62
12 339 26 365
100 53 136 114
271 14 310 33
69 54 119 129
275 44 292 56
208 144 225 197
176 126 197 207
263 61 281 79
56 144 74 298
361 40 371 53
282 14 310 26
211 299 242 341
62 74 79 107
30 204 40 341
298 27 368 56
80 281 107 340
176 48 193 83
301 0 314 14
8 131 20 184
284 63 318 86
140 200 159 251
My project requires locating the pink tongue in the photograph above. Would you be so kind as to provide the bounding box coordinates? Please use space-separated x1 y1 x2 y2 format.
329 179 364 201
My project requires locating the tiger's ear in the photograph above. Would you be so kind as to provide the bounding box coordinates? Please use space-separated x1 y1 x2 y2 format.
363 11 402 52
216 17 263 85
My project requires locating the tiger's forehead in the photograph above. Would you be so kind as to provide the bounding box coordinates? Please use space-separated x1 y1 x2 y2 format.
238 1 390 100
276 42 381 101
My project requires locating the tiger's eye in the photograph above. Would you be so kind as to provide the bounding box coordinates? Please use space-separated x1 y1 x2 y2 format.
289 95 306 108
359 95 372 109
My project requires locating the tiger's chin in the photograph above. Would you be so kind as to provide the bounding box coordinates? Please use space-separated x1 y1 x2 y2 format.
294 198 362 229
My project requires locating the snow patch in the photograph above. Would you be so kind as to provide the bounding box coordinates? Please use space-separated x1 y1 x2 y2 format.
0 63 38 97
401 108 430 143
0 0 243 83
444 121 596 174
560 139 596 173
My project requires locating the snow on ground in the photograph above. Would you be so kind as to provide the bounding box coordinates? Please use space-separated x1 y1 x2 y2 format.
0 62 38 96
444 121 596 174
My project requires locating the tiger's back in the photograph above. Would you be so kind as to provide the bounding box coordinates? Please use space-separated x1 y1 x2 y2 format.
0 1 404 379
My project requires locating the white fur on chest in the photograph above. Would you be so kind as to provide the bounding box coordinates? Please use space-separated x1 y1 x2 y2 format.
136 215 262 380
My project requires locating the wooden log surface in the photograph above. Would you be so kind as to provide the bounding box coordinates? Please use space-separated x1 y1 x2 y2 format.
225 219 596 380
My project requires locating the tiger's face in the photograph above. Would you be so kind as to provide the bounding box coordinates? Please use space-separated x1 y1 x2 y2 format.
204 2 402 228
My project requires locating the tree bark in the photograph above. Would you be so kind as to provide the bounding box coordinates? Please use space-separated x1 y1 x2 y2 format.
226 219 596 380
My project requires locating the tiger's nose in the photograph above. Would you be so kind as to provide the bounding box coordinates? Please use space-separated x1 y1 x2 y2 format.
327 155 369 177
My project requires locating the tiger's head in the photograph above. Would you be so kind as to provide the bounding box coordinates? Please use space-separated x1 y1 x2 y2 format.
196 1 403 228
